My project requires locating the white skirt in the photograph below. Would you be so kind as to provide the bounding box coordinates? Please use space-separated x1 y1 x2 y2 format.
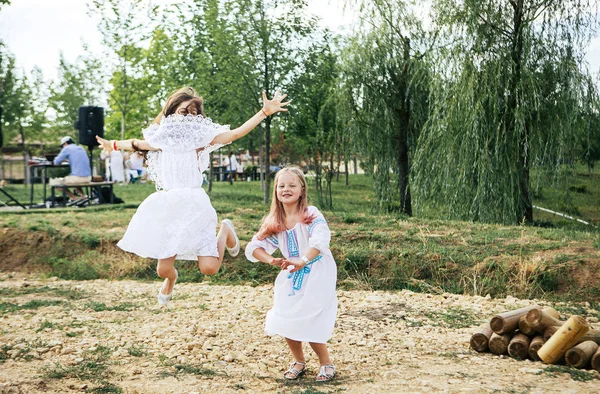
118 187 218 260
265 255 338 343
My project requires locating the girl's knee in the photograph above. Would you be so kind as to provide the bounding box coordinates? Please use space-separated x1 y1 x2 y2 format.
156 266 172 278
199 265 219 275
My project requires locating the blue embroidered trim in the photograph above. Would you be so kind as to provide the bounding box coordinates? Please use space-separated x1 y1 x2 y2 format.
287 255 322 296
286 229 300 257
266 236 279 247
308 218 327 235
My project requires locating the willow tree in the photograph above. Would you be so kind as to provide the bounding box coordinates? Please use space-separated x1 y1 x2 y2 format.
341 0 432 214
413 0 599 223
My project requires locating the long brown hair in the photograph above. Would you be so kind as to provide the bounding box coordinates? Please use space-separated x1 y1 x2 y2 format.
257 166 314 239
133 87 206 155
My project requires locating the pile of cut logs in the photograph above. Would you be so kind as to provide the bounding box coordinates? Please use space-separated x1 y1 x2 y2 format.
470 305 600 370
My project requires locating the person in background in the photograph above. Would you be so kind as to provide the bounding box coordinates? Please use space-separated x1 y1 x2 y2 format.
124 152 147 183
101 149 125 183
236 153 245 181
50 136 92 200
228 150 239 182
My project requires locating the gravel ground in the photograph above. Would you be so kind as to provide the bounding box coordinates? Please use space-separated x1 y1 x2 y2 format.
1 275 599 394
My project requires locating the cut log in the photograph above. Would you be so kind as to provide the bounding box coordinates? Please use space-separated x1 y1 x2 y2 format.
525 308 562 332
591 346 600 371
565 340 599 369
538 315 590 364
470 323 493 353
543 326 559 342
490 305 540 335
542 307 560 319
508 333 531 360
545 326 600 345
489 332 513 355
578 329 600 345
518 316 538 336
528 335 545 361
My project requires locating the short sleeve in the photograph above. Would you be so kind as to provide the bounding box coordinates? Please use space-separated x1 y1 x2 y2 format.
307 206 331 253
245 233 280 262
142 114 230 151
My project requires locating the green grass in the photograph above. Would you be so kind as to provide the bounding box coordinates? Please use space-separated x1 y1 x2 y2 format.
539 365 598 382
42 345 113 381
0 299 63 314
2 171 600 302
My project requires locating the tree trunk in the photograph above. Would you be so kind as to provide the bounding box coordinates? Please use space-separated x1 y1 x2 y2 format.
396 38 412 216
510 0 532 223
344 156 349 186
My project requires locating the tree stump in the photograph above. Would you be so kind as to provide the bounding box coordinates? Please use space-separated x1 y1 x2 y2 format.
528 335 545 362
565 340 599 369
508 333 531 360
470 323 493 353
518 316 537 336
591 346 600 371
525 307 562 332
538 315 590 364
490 305 539 335
489 332 513 355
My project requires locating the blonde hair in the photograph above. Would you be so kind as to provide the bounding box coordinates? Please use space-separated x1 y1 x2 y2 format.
257 166 314 239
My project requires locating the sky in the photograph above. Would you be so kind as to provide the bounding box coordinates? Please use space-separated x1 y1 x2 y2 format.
0 0 357 81
1 0 599 82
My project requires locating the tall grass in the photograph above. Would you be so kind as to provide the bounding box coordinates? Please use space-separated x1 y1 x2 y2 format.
1 171 599 302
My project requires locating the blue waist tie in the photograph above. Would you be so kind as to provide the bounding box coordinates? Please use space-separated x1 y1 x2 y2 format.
287 255 322 296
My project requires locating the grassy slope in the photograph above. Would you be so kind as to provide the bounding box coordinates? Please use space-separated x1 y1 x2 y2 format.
1 168 599 303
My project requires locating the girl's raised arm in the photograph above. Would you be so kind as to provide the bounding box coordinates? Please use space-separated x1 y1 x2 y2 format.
96 136 159 152
210 90 290 146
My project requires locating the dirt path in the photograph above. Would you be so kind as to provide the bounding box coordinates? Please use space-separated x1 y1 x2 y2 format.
1 274 599 394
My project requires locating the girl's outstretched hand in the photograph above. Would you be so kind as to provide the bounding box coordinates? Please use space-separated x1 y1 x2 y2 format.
281 258 306 273
96 135 113 153
262 90 291 116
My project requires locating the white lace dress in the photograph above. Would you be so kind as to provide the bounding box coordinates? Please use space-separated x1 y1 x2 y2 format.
117 114 229 260
245 206 338 344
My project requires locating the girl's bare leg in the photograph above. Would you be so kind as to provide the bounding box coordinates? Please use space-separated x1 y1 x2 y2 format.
197 221 236 275
309 342 335 380
156 256 177 295
284 338 306 378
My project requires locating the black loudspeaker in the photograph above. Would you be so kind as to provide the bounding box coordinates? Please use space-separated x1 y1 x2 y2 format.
75 106 104 146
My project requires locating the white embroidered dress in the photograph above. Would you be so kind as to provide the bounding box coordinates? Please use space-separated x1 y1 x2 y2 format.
245 206 338 343
117 114 229 260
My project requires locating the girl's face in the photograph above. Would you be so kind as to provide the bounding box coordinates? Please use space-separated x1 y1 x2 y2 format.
175 99 199 116
276 171 303 205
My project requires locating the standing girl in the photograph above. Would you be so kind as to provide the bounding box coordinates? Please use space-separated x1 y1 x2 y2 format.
245 166 337 382
97 87 289 305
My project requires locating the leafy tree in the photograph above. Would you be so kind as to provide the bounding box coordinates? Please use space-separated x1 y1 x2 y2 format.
215 0 317 204
89 0 158 140
287 36 340 206
47 48 106 141
341 0 432 214
413 0 599 223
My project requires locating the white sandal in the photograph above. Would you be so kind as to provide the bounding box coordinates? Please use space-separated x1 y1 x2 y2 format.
316 364 336 382
222 219 240 257
157 269 178 305
283 361 306 380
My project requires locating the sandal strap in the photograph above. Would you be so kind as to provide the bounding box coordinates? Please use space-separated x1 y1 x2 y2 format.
284 361 306 378
317 364 336 378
